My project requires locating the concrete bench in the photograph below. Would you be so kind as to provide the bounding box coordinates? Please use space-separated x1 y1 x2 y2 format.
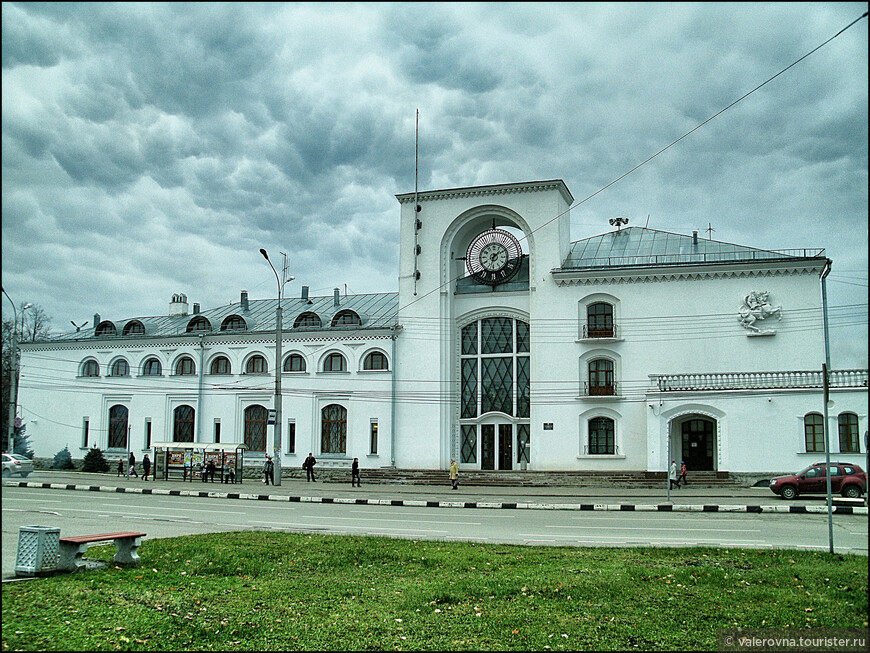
58 531 146 572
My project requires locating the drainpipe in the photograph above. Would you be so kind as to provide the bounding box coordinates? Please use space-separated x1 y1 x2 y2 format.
196 334 205 443
390 324 398 468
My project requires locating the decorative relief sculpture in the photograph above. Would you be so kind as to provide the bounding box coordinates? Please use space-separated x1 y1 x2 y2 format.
737 291 782 335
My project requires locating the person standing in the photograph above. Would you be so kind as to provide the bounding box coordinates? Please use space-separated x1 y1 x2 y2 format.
206 460 216 483
142 454 151 481
351 457 361 487
669 460 679 490
128 451 138 478
263 456 275 485
117 457 124 477
449 459 459 490
304 453 317 482
678 461 688 487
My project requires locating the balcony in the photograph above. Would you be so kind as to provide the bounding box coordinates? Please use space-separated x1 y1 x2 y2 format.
650 369 868 392
582 323 618 339
585 381 618 397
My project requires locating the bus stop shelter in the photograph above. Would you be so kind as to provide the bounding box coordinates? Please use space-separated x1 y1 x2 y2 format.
151 442 247 484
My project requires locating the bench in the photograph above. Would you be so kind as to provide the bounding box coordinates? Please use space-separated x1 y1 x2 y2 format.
58 531 146 572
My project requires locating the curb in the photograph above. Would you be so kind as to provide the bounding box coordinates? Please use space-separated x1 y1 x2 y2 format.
5 480 868 515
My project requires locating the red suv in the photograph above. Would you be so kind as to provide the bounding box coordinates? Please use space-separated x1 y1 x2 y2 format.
769 462 866 500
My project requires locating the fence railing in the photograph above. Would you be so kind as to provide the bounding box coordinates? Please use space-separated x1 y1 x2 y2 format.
651 369 868 392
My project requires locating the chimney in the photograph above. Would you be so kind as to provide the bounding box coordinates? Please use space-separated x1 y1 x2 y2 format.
240 290 249 312
169 293 189 317
692 230 698 245
93 313 101 327
334 288 340 307
193 303 200 314
302 286 310 302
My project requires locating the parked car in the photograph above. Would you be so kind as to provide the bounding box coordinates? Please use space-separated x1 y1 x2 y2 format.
769 462 866 500
2 452 34 478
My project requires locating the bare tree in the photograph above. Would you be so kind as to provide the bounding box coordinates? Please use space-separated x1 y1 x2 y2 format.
19 304 52 343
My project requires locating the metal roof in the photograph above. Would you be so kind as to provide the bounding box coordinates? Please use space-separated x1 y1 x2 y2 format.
48 291 399 342
560 226 825 270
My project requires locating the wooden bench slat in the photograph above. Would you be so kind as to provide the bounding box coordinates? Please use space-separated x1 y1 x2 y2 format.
60 532 146 544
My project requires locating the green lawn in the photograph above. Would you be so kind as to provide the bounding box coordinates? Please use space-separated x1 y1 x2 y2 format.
2 532 867 651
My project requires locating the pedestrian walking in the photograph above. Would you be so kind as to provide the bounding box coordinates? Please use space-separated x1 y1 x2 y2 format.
669 459 679 490
142 454 151 481
449 459 459 490
117 457 124 477
351 457 361 486
678 461 688 487
303 453 317 482
263 456 275 485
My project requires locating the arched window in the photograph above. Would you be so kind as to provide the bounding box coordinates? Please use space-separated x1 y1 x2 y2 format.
142 358 162 376
108 404 128 449
331 310 361 327
95 321 117 337
244 405 268 452
323 352 346 372
221 315 246 331
804 413 824 452
175 356 196 376
294 312 322 328
321 404 347 454
284 354 306 372
186 316 212 333
588 417 615 455
588 359 615 396
838 413 859 453
586 303 614 338
363 351 388 371
246 355 268 374
109 359 129 377
210 356 231 375
82 360 100 377
173 405 195 442
123 320 145 336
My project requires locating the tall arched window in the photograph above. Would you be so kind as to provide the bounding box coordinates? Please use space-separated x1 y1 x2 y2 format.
244 405 268 452
82 360 100 377
804 413 824 452
363 351 388 371
210 356 231 375
175 356 196 376
588 359 615 396
173 405 195 442
321 404 347 454
108 404 129 449
246 355 268 374
838 413 859 453
142 358 162 376
588 417 615 454
323 352 346 372
586 303 614 338
110 359 129 377
284 354 306 372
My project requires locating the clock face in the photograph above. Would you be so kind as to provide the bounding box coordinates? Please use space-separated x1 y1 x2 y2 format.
465 227 523 286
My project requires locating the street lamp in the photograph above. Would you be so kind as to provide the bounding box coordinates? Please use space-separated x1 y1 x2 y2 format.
260 248 294 486
2 287 31 453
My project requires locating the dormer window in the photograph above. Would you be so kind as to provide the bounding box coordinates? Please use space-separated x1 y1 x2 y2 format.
95 321 117 337
332 310 361 327
221 315 246 331
123 320 145 336
294 312 322 328
186 316 212 333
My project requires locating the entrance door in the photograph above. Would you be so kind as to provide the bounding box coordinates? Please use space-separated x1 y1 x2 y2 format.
481 425 495 470
498 424 513 470
681 418 715 471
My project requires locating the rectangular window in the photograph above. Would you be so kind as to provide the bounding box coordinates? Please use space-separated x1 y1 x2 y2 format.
370 420 378 454
461 425 477 464
214 419 221 444
287 420 296 454
82 418 90 448
145 419 152 448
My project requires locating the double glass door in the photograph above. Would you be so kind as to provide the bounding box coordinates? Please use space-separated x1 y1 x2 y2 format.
481 424 513 470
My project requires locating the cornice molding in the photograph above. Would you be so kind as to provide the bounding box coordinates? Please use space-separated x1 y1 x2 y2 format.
552 264 824 286
397 179 573 206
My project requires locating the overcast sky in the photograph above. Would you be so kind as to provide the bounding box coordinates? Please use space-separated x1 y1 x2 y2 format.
2 2 867 367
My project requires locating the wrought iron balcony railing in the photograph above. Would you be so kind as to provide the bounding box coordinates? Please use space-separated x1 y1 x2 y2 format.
582 323 618 339
585 381 618 396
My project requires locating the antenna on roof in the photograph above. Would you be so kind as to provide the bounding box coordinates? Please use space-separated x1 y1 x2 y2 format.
609 217 629 230
705 222 715 240
645 214 650 228
71 320 89 332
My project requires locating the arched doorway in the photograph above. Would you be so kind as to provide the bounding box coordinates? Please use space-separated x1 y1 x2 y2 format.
680 417 716 471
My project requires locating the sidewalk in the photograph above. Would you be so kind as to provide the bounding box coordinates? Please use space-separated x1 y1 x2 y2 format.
5 470 867 514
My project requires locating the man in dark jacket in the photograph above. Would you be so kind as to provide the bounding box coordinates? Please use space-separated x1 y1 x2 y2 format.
304 453 317 482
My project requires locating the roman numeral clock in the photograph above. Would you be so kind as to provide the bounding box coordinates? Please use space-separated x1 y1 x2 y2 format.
465 226 523 286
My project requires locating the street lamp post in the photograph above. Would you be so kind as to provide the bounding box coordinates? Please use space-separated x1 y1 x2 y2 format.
2 287 30 453
260 249 293 486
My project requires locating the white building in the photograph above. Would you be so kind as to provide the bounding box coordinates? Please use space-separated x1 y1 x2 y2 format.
17 180 868 477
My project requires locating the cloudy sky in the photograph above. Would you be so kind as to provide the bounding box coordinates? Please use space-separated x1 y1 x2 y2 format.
2 2 867 366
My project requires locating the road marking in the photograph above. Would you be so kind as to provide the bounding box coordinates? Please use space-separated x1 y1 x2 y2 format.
252 521 448 534
103 503 249 515
548 525 760 533
306 515 481 525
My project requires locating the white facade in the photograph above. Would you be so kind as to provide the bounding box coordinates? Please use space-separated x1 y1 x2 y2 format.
17 180 868 475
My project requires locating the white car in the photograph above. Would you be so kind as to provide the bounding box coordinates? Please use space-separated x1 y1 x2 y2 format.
2 453 33 478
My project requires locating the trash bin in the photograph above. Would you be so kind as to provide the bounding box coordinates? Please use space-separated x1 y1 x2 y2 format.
15 525 60 576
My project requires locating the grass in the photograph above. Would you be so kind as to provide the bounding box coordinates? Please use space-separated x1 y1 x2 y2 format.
2 532 867 651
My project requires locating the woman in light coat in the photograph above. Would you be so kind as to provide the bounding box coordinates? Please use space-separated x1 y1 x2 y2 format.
449 459 459 490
